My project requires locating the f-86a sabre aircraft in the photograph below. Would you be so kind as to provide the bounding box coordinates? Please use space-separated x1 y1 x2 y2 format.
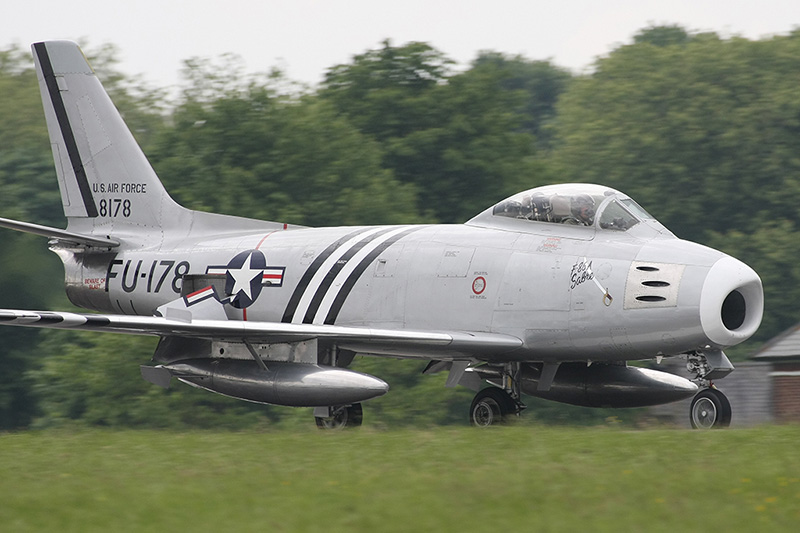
0 41 763 429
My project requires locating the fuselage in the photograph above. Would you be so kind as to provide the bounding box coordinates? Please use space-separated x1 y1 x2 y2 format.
59 184 763 365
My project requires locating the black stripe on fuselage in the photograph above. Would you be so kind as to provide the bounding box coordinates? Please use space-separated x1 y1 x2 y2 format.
280 228 373 323
324 226 421 325
33 42 98 217
301 227 397 324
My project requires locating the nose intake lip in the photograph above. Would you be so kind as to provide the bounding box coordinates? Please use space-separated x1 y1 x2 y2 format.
700 256 763 347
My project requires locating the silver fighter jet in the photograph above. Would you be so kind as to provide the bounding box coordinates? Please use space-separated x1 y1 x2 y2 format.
0 41 763 429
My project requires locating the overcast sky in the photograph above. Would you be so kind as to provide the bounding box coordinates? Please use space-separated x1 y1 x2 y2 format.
3 0 799 89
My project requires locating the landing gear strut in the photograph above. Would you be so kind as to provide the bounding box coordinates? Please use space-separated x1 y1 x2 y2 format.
315 403 363 429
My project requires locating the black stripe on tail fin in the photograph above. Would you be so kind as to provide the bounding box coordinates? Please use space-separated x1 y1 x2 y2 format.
33 42 98 217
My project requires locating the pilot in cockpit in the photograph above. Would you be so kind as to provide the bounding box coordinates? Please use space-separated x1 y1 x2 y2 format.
563 194 595 226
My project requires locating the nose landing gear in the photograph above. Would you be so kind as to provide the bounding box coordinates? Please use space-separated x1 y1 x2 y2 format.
689 387 732 429
686 351 733 429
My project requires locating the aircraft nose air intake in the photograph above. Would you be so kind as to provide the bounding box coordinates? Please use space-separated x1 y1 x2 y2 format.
700 256 763 347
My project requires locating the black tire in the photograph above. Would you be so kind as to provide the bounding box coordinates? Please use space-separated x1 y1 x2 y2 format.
470 388 517 427
315 403 363 429
690 388 732 429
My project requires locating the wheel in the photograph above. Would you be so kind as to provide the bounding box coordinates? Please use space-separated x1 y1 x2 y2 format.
470 387 517 427
690 388 731 429
315 403 363 429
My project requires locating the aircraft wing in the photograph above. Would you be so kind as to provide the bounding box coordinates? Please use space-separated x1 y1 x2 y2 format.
0 309 523 361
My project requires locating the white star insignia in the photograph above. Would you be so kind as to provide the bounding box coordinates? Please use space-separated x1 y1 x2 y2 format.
227 254 262 301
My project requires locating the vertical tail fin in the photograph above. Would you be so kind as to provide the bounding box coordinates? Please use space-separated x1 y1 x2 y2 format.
32 41 187 239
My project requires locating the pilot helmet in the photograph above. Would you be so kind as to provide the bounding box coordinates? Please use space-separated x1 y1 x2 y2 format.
571 194 596 223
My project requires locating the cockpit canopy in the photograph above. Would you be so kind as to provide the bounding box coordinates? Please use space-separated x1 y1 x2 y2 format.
490 184 654 231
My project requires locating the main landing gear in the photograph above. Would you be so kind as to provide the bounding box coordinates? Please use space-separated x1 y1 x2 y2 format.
469 363 525 427
470 387 519 426
314 403 363 429
686 352 732 429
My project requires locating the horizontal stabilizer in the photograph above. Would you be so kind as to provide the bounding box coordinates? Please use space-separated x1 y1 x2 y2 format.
0 216 119 248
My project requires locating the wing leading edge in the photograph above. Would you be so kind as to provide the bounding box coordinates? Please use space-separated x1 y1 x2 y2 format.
0 309 523 361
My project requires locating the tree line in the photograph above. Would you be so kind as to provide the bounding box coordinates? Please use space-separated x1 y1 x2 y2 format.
1 25 799 428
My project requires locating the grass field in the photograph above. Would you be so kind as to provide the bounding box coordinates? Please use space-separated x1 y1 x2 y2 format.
1 426 799 532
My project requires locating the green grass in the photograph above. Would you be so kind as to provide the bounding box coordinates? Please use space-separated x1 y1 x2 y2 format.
1 426 799 532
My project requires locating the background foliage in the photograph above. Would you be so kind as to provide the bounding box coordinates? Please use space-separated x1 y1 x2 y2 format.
1 26 799 428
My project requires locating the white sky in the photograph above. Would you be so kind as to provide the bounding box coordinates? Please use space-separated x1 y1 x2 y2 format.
3 0 799 89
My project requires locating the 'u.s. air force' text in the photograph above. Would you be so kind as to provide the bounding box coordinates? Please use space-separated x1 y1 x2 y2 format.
93 182 147 194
